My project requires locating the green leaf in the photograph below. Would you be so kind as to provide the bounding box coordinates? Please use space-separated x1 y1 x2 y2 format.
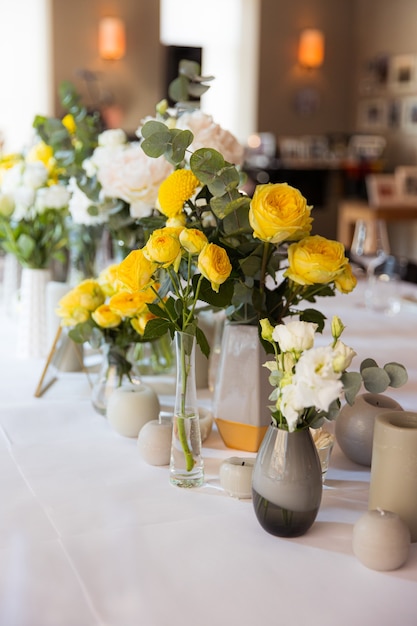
196 325 210 359
383 362 408 388
361 366 391 393
168 75 190 103
140 120 170 139
196 276 234 308
299 308 326 332
360 357 378 372
190 148 225 184
170 129 193 162
142 317 171 341
341 371 363 405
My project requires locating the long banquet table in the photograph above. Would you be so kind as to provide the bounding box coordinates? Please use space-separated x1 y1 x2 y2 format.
0 278 417 626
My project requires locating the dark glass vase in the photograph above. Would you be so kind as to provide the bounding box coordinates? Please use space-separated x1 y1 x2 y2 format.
252 424 322 537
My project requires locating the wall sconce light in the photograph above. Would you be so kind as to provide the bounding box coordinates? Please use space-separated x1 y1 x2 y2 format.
99 17 126 60
298 29 325 69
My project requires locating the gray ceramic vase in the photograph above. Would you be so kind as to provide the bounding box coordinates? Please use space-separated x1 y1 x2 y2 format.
335 393 403 466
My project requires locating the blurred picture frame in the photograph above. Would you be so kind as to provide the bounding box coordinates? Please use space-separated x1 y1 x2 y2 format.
388 54 417 92
401 96 417 132
358 98 387 131
395 166 417 204
366 174 398 207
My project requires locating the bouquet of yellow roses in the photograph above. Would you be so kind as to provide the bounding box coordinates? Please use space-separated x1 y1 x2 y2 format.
139 119 357 336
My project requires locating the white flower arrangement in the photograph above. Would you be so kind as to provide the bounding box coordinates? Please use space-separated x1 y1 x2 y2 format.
260 316 408 433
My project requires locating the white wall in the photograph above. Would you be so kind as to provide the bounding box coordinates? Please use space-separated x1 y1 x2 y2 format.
0 0 53 153
160 0 259 143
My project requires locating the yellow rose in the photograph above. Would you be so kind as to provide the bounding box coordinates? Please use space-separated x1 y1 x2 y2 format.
56 280 105 326
249 183 312 244
285 235 351 286
109 289 155 317
157 169 200 218
26 141 55 173
334 262 357 294
179 228 208 255
166 214 187 228
98 263 122 297
92 305 122 328
117 249 156 292
62 113 76 135
131 310 156 335
144 228 182 268
197 243 232 292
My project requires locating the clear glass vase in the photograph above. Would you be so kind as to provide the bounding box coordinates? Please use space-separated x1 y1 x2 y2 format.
170 331 204 488
252 424 323 537
91 344 142 416
132 334 175 376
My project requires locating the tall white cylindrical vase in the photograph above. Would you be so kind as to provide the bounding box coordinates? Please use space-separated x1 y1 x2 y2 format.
2 253 21 316
17 268 51 359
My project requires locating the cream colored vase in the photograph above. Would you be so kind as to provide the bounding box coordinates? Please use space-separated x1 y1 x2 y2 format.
17 268 51 359
212 323 271 452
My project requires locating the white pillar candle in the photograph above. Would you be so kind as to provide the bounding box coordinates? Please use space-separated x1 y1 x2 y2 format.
219 457 255 499
107 384 160 438
137 418 173 466
369 411 417 542
352 508 410 571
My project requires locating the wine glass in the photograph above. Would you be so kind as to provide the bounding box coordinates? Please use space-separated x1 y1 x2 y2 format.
349 219 390 275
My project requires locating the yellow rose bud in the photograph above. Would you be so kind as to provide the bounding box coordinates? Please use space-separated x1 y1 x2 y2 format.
92 304 122 328
144 228 182 268
260 318 274 343
285 235 350 286
157 169 200 218
333 262 357 294
62 113 76 135
179 228 208 255
117 249 156 292
249 182 313 244
331 315 345 341
197 243 232 293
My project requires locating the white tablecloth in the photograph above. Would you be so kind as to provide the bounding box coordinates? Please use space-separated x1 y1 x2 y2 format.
0 280 417 626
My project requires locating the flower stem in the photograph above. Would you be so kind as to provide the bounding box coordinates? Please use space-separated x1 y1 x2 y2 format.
176 333 195 472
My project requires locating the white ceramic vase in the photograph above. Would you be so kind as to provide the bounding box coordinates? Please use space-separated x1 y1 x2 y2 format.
2 253 21 316
17 267 51 359
212 323 271 452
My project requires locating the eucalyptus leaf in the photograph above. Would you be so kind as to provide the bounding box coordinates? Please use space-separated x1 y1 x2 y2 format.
384 362 408 388
341 371 362 405
360 357 378 372
361 366 391 393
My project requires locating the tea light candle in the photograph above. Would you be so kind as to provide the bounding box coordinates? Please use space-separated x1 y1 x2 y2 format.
352 508 410 571
219 457 255 499
107 384 160 438
137 418 173 466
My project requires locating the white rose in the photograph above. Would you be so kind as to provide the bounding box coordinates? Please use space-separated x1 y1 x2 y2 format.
22 162 48 189
98 128 127 147
176 110 245 166
36 184 70 211
13 186 35 219
1 163 23 193
97 143 174 217
272 320 317 353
